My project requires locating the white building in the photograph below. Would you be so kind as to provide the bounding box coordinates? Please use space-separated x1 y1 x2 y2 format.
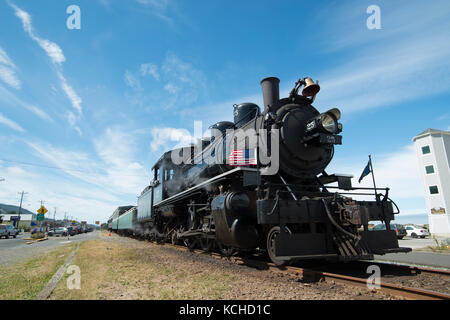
413 128 450 236
0 211 34 228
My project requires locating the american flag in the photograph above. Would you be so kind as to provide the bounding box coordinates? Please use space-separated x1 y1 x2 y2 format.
228 149 257 166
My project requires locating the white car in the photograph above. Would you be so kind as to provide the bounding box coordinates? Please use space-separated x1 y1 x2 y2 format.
405 225 430 238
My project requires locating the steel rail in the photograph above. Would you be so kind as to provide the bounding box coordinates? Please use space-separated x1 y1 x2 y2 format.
148 240 450 300
114 232 450 300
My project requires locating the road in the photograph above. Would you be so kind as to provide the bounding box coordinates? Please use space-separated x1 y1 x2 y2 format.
1 231 448 269
372 236 450 269
0 231 99 265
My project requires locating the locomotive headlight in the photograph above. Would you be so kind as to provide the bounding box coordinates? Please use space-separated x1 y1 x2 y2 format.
320 113 337 133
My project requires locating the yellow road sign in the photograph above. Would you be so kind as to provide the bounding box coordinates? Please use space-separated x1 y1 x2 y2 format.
37 206 48 214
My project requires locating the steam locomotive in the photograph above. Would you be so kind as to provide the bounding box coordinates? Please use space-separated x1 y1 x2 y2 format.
108 76 410 265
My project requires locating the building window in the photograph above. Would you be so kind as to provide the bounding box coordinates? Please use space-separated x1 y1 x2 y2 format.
422 146 431 154
425 165 435 174
429 185 439 194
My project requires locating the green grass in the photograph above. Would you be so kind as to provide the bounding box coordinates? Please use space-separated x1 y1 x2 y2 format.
0 243 76 300
50 239 239 300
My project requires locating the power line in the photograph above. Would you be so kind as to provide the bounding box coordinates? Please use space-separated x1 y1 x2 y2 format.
0 158 147 177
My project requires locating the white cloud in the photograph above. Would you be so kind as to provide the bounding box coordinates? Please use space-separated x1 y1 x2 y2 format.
8 2 82 132
0 47 16 67
0 85 53 122
163 82 179 94
9 2 65 65
0 65 21 89
0 112 25 132
94 127 148 192
150 127 194 152
126 53 208 111
0 47 21 89
66 111 82 136
311 1 450 113
136 0 169 9
124 70 142 91
140 63 160 80
328 144 426 216
0 162 120 223
57 71 82 114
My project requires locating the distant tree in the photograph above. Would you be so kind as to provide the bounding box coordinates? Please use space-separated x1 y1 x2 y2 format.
7 211 16 215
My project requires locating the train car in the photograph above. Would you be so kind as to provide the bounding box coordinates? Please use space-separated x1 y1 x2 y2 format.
116 207 137 236
113 75 411 266
109 206 134 232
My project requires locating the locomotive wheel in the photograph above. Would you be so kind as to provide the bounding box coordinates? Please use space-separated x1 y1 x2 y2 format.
217 242 236 257
184 238 198 250
199 237 214 252
266 226 288 267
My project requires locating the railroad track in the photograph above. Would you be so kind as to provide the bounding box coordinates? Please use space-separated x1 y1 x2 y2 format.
149 240 450 300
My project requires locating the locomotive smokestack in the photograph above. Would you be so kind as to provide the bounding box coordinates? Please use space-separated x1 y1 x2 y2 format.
260 77 280 112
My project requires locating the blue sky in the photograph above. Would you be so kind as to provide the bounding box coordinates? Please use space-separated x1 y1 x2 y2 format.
0 0 449 224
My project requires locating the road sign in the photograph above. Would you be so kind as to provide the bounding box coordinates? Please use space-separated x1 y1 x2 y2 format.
37 213 45 221
95 221 100 225
37 206 48 214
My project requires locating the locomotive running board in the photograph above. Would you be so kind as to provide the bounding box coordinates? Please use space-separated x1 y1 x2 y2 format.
276 254 339 261
154 167 258 207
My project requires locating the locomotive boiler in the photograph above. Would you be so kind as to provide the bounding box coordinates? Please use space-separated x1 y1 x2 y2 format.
110 75 411 265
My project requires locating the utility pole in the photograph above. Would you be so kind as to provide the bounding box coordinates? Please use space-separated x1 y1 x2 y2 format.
53 207 57 229
17 191 28 229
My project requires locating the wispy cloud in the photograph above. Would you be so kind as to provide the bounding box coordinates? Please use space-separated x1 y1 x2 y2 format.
0 112 25 132
8 1 82 132
312 0 450 113
136 0 173 24
125 52 207 111
124 69 142 91
0 84 53 122
328 144 426 215
23 126 149 196
140 63 160 80
0 47 21 89
57 70 82 114
9 2 65 65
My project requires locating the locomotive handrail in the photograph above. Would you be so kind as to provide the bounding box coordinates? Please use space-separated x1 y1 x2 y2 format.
266 182 391 202
266 182 389 193
154 167 258 207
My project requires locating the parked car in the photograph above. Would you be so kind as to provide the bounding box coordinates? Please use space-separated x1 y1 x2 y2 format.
66 226 77 236
48 227 68 237
0 224 19 239
371 223 407 239
405 225 430 238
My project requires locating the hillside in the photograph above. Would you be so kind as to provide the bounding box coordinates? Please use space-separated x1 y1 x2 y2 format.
0 203 36 217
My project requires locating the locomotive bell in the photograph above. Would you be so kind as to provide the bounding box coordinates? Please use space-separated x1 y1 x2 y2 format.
302 77 320 97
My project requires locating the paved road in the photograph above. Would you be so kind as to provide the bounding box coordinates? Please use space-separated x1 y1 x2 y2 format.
374 251 450 269
398 237 437 249
0 231 99 265
371 236 450 269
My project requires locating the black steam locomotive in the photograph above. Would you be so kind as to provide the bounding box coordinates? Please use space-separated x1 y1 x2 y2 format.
109 76 410 265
